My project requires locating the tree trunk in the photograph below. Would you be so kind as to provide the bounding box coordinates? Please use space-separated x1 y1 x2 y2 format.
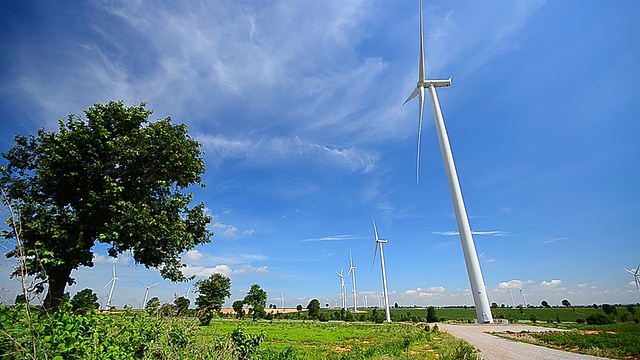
43 267 72 312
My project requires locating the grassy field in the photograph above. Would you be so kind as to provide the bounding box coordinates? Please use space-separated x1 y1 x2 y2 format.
199 319 478 359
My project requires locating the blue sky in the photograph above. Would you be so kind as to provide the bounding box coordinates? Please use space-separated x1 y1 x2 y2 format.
1 0 639 310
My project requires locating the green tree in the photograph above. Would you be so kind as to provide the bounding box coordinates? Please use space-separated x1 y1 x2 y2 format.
243 284 267 320
195 273 231 314
174 296 190 316
71 288 99 314
232 300 245 319
561 299 571 307
541 300 550 308
146 297 161 313
307 299 321 319
426 306 438 322
0 101 212 311
296 304 303 312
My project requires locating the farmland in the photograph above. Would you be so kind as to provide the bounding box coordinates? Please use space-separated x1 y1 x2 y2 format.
2 303 639 359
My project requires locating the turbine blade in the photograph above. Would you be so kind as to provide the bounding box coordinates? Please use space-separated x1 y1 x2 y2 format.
636 264 640 275
403 87 420 105
416 86 425 183
373 218 379 241
625 268 635 275
371 243 379 272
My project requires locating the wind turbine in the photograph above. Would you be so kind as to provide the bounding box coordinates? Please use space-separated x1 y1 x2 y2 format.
508 289 516 308
140 281 158 309
348 252 358 312
105 265 118 310
624 265 640 291
372 218 392 323
403 0 493 324
520 288 527 307
336 269 347 309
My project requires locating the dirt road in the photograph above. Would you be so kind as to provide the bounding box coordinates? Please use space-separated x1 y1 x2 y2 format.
437 323 611 360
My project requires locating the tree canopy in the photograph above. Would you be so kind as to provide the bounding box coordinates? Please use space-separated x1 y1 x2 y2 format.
195 273 231 312
243 284 267 320
1 101 212 310
307 298 320 319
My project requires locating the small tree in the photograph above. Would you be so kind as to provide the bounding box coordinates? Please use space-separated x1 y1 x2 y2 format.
541 300 550 308
71 288 99 314
307 299 321 319
195 273 232 313
174 296 190 316
243 284 267 320
146 297 161 313
426 306 438 323
561 299 571 308
602 303 615 315
232 300 245 319
296 304 303 311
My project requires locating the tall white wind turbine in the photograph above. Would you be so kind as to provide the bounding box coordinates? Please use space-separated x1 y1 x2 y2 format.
348 252 358 312
372 218 392 323
624 265 640 291
336 269 347 309
403 0 493 324
105 265 118 310
140 281 158 309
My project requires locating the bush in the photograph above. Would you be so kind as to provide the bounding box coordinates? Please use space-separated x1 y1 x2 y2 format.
0 303 215 359
586 313 613 325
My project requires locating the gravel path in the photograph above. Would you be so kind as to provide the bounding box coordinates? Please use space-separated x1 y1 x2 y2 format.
437 323 611 360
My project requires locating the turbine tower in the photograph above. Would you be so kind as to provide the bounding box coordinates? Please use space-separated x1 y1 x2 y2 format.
140 281 158 309
509 289 516 308
520 288 527 307
403 0 493 323
372 218 392 323
336 269 347 309
624 265 640 291
105 265 118 310
348 252 358 312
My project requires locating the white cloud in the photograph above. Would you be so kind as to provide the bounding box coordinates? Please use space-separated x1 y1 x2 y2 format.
497 279 527 289
92 253 131 265
181 264 268 278
199 134 379 173
301 234 360 242
539 279 562 288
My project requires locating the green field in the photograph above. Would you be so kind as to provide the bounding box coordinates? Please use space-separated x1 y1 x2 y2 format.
199 319 476 359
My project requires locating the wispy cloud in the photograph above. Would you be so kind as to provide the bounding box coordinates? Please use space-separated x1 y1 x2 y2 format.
301 234 361 242
199 134 379 173
542 237 567 244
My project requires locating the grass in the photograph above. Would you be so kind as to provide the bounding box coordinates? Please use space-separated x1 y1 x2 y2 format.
198 319 478 359
493 322 640 359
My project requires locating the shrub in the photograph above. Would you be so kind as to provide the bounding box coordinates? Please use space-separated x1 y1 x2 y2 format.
586 313 613 325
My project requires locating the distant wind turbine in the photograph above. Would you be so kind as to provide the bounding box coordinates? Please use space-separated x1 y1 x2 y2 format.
520 288 527 307
508 289 516 308
336 269 347 310
348 251 358 312
105 265 118 310
140 282 158 309
624 265 640 291
403 0 492 324
372 218 392 323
